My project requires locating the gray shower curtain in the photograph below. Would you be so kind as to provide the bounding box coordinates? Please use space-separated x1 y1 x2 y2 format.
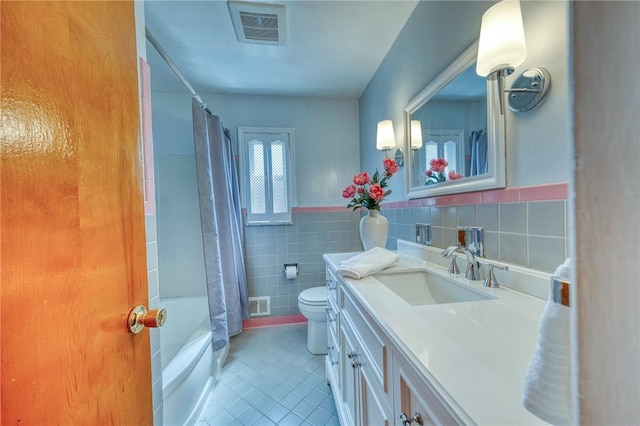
192 100 249 351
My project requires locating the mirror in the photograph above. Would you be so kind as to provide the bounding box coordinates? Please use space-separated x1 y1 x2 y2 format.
405 40 506 199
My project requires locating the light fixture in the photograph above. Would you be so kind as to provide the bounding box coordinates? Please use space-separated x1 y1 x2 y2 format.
476 0 549 114
476 0 527 78
376 120 404 166
376 120 396 152
410 120 423 150
476 0 551 113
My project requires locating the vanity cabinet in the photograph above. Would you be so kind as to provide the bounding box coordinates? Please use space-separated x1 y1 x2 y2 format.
325 261 463 426
326 263 393 425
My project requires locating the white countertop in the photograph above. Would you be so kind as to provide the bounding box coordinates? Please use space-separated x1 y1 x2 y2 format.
324 251 549 426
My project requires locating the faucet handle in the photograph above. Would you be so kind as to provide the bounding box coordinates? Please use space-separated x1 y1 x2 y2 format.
448 255 461 274
483 264 508 288
465 261 482 281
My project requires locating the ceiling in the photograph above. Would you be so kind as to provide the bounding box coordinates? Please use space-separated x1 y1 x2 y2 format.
143 0 419 99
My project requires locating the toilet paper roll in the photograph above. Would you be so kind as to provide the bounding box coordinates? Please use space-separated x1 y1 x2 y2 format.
285 265 297 279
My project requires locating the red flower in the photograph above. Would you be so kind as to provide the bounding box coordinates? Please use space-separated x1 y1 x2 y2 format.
448 171 464 180
429 158 448 173
342 159 395 211
369 183 385 201
342 185 356 198
383 158 398 175
353 172 370 185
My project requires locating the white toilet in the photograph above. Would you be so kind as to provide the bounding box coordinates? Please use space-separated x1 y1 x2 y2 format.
298 286 328 354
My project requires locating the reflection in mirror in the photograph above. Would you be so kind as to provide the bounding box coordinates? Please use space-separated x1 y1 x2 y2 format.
411 66 487 187
405 40 506 199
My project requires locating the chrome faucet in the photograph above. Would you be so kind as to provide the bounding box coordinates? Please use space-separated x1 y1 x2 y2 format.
441 245 482 280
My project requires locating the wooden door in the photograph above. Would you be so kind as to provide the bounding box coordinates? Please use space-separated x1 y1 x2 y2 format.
1 1 152 424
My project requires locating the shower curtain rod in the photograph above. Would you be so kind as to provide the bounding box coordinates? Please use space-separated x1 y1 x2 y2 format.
145 27 212 115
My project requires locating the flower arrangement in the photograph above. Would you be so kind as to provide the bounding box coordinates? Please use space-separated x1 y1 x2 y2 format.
425 157 463 185
342 158 398 211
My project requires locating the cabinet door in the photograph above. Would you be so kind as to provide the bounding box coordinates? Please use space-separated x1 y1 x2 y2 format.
395 363 463 426
360 359 393 426
340 321 359 426
398 369 437 426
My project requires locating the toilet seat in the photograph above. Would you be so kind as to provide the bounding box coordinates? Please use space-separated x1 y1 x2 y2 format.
298 287 327 306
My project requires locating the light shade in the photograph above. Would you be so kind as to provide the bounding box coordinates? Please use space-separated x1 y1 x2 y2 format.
376 120 396 150
410 120 423 150
476 0 527 77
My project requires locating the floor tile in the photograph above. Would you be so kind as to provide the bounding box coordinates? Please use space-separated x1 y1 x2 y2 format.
264 402 289 423
305 389 327 406
291 399 315 420
253 395 277 414
235 407 262 426
196 324 339 425
279 391 303 410
278 412 305 426
305 408 332 426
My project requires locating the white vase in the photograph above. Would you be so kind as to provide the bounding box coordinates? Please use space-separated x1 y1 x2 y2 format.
359 209 389 250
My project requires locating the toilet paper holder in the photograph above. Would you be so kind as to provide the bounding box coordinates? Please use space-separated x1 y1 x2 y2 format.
284 263 299 278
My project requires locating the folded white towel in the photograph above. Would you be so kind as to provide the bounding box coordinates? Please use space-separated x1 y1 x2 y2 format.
522 258 572 425
336 247 399 279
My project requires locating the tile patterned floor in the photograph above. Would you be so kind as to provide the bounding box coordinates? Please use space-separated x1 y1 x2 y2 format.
196 324 339 425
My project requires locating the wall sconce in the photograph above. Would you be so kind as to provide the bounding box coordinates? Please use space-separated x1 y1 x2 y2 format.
476 0 551 113
376 120 404 166
410 120 423 150
506 67 551 112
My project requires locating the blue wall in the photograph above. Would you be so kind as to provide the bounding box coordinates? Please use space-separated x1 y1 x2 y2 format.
359 0 570 198
360 1 571 273
150 91 363 313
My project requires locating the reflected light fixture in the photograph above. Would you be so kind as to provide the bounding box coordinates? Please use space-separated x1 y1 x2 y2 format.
476 0 551 113
376 120 403 166
410 120 423 150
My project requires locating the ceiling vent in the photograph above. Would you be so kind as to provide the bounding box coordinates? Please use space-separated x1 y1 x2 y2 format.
228 1 287 46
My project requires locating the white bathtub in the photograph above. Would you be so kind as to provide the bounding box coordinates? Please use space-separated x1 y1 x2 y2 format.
161 296 228 426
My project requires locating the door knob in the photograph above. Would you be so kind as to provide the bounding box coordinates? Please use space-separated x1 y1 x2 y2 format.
127 305 167 334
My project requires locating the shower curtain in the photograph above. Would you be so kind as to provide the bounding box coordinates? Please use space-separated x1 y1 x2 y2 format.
470 129 488 176
192 100 249 351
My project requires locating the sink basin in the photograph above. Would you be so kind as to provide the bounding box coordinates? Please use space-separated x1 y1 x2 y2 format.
372 270 495 306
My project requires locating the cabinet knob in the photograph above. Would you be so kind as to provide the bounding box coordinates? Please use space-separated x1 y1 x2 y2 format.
325 307 336 322
400 412 424 426
347 351 362 368
327 346 339 366
325 278 336 291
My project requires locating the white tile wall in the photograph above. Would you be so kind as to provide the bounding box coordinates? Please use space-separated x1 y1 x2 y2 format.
386 200 569 274
145 213 163 426
243 211 360 317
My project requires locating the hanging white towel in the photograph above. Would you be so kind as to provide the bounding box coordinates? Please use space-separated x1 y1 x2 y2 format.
522 258 572 425
336 247 399 279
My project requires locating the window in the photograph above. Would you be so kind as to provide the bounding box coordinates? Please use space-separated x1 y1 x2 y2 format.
239 127 295 224
423 129 465 175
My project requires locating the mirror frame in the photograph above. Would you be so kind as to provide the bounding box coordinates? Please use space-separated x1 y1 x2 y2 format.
404 40 506 199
